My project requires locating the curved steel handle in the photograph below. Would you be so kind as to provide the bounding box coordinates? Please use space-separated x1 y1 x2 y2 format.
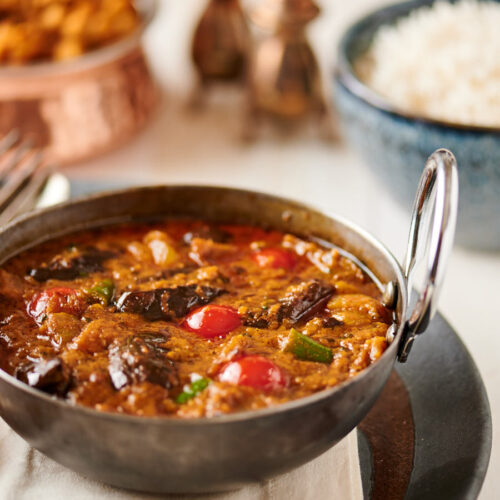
398 149 458 362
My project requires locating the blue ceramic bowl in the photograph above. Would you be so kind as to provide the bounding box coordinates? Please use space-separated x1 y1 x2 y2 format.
334 0 500 251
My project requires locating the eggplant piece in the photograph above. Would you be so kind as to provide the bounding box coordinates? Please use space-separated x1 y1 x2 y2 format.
15 358 70 396
280 280 335 324
115 284 226 321
242 305 282 329
243 313 271 329
166 285 226 317
115 289 164 321
322 317 344 328
108 334 178 390
242 281 335 329
183 226 231 245
29 248 114 282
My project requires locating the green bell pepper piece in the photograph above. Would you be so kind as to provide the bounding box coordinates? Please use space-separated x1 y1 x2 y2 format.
176 376 211 404
88 279 115 305
284 328 333 364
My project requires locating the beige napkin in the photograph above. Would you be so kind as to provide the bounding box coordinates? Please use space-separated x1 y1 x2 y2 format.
0 418 362 500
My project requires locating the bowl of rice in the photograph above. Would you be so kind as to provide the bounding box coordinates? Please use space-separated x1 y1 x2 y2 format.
334 0 500 250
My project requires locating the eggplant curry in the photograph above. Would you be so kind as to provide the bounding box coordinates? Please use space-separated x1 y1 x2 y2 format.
0 221 392 417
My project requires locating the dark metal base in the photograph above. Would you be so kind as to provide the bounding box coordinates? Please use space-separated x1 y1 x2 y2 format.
358 313 491 500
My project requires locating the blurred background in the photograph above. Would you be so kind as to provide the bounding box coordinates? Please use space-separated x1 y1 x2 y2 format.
68 0 398 237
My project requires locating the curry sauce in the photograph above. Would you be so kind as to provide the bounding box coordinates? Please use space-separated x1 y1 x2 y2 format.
0 221 391 417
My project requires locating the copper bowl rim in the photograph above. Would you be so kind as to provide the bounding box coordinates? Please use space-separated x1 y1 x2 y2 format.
0 0 157 78
0 184 407 426
336 0 500 135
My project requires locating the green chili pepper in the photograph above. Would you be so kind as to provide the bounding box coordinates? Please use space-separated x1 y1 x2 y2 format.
176 376 211 404
284 328 333 364
87 279 115 305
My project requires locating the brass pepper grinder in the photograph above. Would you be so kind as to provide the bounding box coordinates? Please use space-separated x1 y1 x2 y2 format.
191 0 250 103
246 0 333 138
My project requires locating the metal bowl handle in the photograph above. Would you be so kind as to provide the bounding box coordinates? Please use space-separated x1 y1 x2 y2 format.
397 149 458 362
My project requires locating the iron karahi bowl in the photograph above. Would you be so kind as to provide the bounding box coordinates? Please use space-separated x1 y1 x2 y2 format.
0 152 457 494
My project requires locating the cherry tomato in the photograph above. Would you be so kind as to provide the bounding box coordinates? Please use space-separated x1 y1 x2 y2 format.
252 248 296 270
219 355 288 392
27 287 82 324
183 305 241 339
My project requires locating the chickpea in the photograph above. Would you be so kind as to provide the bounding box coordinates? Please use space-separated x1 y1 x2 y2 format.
0 0 139 64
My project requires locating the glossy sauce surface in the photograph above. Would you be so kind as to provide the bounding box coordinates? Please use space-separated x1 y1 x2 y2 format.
0 221 391 417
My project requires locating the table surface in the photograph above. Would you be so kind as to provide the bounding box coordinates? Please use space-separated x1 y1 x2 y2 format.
65 1 499 498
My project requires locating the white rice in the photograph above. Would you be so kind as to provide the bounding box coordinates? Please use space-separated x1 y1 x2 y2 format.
355 1 500 127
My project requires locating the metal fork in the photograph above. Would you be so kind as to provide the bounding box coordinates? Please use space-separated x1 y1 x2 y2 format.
0 131 70 226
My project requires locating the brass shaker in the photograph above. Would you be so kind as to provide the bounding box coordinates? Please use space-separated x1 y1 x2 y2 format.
246 0 332 135
191 0 250 86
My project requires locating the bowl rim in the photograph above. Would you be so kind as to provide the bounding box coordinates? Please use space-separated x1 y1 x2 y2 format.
0 0 157 78
0 184 407 426
335 0 500 135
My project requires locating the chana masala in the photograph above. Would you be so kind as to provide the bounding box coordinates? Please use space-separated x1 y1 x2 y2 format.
0 0 140 64
0 221 392 417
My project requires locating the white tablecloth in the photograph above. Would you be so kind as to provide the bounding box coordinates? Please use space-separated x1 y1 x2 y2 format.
0 420 361 500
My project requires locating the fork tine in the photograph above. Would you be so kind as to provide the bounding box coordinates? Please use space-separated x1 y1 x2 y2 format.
0 139 35 183
0 133 65 226
0 130 20 158
0 163 54 226
0 148 43 216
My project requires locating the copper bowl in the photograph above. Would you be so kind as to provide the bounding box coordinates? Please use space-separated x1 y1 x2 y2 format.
0 0 158 166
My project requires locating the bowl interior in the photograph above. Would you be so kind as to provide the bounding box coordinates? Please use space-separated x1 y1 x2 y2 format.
0 185 407 421
0 185 404 290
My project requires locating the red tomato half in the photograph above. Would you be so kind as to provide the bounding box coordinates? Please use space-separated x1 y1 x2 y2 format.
27 287 82 324
252 248 296 270
219 355 288 392
183 305 241 339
